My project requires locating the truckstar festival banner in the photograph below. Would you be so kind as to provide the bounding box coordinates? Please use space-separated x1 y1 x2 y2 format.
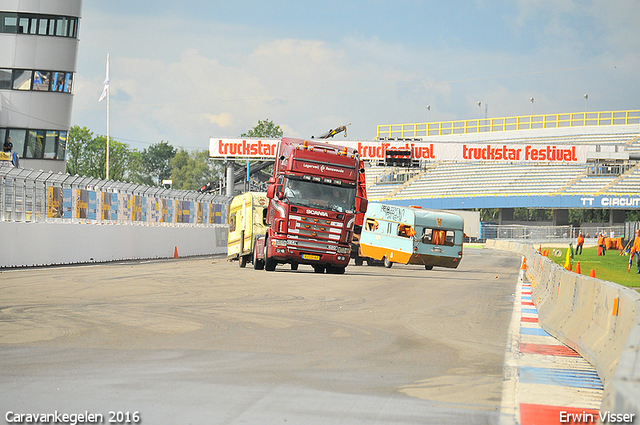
210 138 615 163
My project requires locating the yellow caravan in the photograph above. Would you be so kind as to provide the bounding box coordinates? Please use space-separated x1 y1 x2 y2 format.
360 203 464 269
227 192 269 267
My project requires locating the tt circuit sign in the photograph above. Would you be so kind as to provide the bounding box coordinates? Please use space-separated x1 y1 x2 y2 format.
580 196 640 208
390 195 640 210
210 138 615 163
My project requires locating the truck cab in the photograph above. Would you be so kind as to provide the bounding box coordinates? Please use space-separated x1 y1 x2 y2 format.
254 138 367 274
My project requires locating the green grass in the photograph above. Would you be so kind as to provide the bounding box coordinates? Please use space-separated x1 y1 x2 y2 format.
548 246 640 290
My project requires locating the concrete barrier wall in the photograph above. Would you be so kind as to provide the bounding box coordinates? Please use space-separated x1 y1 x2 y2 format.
0 221 229 268
487 240 640 421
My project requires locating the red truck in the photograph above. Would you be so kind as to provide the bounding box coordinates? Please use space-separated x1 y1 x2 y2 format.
253 137 367 274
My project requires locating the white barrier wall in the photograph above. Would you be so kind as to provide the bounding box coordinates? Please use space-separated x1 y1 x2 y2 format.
487 240 640 422
0 221 228 267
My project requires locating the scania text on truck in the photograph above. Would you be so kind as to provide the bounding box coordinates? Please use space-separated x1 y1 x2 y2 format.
253 138 367 274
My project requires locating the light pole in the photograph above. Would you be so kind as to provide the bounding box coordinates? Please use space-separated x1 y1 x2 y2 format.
583 94 589 125
425 105 431 136
529 97 534 115
529 97 534 128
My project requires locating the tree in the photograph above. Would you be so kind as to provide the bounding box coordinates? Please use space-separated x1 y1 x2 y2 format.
128 141 177 186
143 141 176 185
241 119 283 138
237 119 282 185
170 148 223 190
65 125 131 180
66 126 93 176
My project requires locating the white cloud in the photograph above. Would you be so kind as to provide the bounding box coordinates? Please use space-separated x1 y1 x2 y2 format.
71 3 640 151
205 113 233 127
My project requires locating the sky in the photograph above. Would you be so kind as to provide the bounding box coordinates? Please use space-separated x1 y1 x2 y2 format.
72 0 640 152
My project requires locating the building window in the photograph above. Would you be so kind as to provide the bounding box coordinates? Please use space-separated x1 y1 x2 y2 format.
28 16 38 34
0 12 78 38
2 128 67 160
0 13 17 33
33 70 50 91
64 73 73 93
7 129 27 158
52 72 65 92
44 131 58 159
0 68 11 89
12 70 32 90
58 131 68 160
26 129 45 158
18 16 29 34
2 68 74 94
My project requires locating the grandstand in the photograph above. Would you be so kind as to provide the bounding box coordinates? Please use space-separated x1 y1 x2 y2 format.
366 110 640 222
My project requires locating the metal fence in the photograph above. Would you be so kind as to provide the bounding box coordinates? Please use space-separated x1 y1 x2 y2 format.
480 224 627 243
377 109 640 138
0 163 231 225
625 222 640 240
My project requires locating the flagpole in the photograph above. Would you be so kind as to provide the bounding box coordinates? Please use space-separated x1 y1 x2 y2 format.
106 53 110 180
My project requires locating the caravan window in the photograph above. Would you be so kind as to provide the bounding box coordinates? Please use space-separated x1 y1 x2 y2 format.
397 224 415 238
365 218 379 232
422 228 455 246
229 213 237 232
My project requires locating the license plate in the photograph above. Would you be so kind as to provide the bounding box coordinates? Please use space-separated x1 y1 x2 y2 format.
302 254 320 261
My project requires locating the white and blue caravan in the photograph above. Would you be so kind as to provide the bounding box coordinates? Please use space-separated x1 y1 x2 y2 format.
359 203 464 269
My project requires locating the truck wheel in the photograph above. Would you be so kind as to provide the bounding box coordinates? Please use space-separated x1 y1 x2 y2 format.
354 257 363 266
264 244 277 272
313 265 325 273
239 255 248 268
265 259 277 271
383 256 393 268
333 266 345 274
291 263 299 271
425 265 433 270
253 249 264 270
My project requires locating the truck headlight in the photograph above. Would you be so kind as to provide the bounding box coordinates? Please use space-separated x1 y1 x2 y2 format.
337 246 350 254
272 239 287 247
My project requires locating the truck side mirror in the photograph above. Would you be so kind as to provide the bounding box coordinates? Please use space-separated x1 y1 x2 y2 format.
267 184 276 199
358 197 368 214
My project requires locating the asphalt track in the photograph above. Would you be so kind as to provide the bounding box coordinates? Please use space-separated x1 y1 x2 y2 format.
0 248 521 424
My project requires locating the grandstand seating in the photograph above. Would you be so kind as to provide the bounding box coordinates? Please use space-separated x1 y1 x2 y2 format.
607 166 640 193
365 128 640 201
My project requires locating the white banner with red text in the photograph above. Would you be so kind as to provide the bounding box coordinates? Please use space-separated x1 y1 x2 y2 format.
209 138 615 163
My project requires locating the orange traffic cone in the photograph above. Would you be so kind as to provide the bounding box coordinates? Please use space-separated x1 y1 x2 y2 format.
520 257 527 270
589 269 596 278
575 262 581 274
174 246 179 258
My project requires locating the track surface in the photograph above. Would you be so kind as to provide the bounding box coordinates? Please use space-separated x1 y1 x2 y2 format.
0 248 520 424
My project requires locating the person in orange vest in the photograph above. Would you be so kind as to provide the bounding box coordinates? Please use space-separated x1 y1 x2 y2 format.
631 229 640 274
598 232 606 256
576 232 584 255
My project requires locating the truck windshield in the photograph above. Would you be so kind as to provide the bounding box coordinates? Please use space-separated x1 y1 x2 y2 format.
284 178 356 213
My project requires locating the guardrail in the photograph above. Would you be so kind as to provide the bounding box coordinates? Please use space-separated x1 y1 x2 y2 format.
377 109 640 138
486 240 640 421
1 164 230 225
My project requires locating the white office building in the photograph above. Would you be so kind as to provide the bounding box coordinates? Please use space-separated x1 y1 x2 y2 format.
0 0 82 173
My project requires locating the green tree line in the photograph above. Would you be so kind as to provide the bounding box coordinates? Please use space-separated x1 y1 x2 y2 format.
65 119 283 191
66 125 223 190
